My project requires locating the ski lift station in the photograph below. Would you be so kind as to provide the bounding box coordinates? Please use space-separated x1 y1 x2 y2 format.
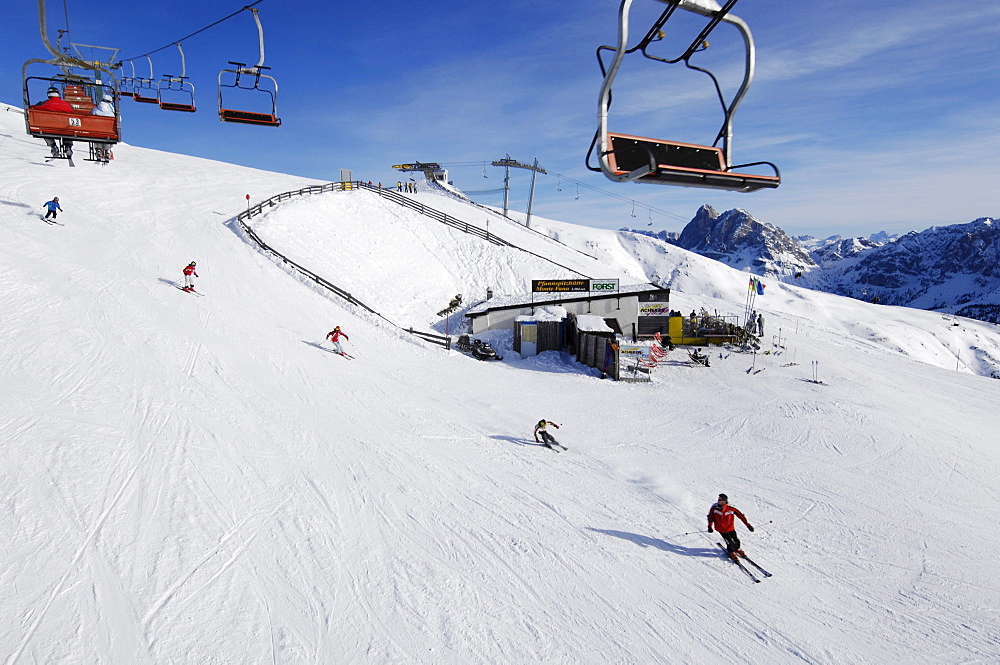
466 281 670 341
466 281 742 357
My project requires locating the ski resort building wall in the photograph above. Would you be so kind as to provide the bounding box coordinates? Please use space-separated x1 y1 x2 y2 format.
466 286 670 340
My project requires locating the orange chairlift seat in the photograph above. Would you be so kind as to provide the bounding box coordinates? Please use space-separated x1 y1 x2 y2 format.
118 61 136 98
217 8 280 127
158 43 196 112
24 78 120 144
132 56 158 104
588 0 779 192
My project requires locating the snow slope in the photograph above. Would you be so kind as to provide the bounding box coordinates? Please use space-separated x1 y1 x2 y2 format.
2 103 1000 664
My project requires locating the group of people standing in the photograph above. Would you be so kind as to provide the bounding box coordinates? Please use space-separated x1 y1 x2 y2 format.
396 181 417 193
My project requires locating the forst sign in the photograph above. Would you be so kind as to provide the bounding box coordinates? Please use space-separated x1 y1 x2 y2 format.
589 279 619 293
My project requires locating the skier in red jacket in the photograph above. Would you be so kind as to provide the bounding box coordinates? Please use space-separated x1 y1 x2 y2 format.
708 493 754 556
33 88 76 157
181 261 198 291
326 326 349 354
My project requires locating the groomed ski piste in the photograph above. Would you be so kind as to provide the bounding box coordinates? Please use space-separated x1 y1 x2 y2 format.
2 102 999 663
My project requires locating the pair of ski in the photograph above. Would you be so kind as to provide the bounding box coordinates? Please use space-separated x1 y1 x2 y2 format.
540 441 568 452
175 285 205 297
334 351 354 359
717 543 772 584
41 217 63 226
45 154 75 167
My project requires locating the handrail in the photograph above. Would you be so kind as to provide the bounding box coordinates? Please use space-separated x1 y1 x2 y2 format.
234 182 450 350
357 183 592 278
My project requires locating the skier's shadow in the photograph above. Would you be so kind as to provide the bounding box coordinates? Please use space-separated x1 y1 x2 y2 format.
302 340 336 353
157 277 182 288
490 434 551 449
587 528 719 558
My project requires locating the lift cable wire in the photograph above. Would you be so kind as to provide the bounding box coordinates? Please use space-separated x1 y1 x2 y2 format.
438 161 691 225
117 0 266 64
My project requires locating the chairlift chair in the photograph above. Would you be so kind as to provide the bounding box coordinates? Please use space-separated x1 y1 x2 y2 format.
588 0 779 192
22 0 121 163
118 61 136 98
217 8 280 127
23 74 121 146
157 44 196 112
132 55 158 104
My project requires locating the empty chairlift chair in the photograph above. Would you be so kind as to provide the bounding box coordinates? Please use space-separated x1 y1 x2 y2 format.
217 8 280 127
157 44 196 112
588 0 779 192
132 56 158 104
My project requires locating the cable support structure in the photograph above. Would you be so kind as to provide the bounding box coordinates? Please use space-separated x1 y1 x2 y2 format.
438 161 692 226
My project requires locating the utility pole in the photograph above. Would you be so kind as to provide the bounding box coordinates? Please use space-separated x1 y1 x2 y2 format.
491 156 546 226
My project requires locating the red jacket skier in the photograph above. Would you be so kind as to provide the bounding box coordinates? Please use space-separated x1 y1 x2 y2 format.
32 88 74 113
326 326 349 354
708 493 754 555
182 261 198 290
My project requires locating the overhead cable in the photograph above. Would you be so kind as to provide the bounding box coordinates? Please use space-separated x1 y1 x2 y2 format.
117 0 266 64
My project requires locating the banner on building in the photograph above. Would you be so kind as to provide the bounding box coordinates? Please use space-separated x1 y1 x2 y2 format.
618 345 652 360
589 279 619 293
638 302 670 316
532 279 589 293
532 279 621 293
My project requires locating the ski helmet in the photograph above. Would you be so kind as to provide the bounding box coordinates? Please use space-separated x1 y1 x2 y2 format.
718 493 728 502
47 87 60 97
189 261 196 266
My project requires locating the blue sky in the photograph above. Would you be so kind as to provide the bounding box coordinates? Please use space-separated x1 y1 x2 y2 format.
2 0 997 238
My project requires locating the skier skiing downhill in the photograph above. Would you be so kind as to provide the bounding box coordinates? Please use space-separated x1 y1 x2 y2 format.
708 493 755 556
326 326 349 354
534 419 565 450
181 261 198 291
42 197 62 220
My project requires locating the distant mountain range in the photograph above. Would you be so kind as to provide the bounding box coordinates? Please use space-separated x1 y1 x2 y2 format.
624 205 1000 323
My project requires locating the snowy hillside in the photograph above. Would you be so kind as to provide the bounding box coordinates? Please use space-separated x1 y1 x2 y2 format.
2 102 1000 664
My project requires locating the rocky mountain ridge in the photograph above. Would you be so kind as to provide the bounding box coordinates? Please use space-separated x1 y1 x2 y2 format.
624 208 1000 323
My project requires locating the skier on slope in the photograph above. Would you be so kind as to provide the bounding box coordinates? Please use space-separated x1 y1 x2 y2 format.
326 326 349 355
42 197 63 220
534 419 565 450
708 493 754 556
181 261 198 291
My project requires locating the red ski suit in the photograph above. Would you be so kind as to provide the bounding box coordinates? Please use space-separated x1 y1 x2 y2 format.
707 502 751 533
327 330 348 343
183 265 198 277
33 97 75 113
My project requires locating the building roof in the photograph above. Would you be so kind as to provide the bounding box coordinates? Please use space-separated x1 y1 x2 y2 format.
466 283 668 318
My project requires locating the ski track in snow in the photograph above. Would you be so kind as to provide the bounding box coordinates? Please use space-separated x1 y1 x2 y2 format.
2 103 1000 663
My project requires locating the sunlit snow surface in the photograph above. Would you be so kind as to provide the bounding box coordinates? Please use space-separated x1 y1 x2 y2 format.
2 103 998 663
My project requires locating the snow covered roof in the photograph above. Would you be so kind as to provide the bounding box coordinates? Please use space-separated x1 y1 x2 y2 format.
575 314 614 333
467 283 668 317
515 305 568 322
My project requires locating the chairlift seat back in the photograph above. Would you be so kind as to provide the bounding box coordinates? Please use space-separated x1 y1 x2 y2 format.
606 132 779 192
27 108 118 142
219 108 280 127
159 100 196 113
